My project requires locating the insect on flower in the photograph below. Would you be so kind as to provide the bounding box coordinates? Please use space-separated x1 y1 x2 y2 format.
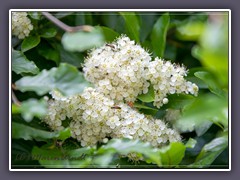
127 101 134 108
106 43 116 49
111 106 121 109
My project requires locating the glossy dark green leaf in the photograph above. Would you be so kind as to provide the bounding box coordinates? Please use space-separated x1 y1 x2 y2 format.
62 27 105 52
21 35 41 52
139 13 157 42
19 98 48 122
164 94 195 110
39 27 57 38
137 85 155 103
56 44 84 67
190 135 228 168
37 41 60 64
151 13 170 58
159 142 186 167
12 122 70 142
12 50 39 75
101 26 120 42
101 13 125 33
15 63 92 96
134 103 158 111
120 12 140 42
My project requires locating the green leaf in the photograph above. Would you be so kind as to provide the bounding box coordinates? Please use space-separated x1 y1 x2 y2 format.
191 17 228 87
12 122 70 142
67 147 94 158
57 128 71 141
185 138 197 149
37 41 60 64
94 152 116 167
159 142 186 167
175 94 228 135
133 103 158 111
164 94 195 110
39 27 57 38
120 12 140 42
21 35 41 52
100 26 120 42
15 63 92 96
12 49 39 75
194 71 227 98
62 27 105 52
19 98 48 122
176 21 205 41
151 13 170 58
28 12 42 20
190 135 228 168
56 44 84 67
97 138 161 166
137 85 155 103
139 13 157 42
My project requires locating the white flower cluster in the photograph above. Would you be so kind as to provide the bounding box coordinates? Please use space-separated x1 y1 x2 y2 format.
146 58 199 108
12 12 33 39
44 88 181 148
83 36 198 108
44 35 198 159
83 36 151 102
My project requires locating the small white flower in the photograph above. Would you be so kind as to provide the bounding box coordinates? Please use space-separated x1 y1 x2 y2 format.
163 98 169 104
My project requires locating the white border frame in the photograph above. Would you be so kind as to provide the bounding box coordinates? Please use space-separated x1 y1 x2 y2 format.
9 9 231 171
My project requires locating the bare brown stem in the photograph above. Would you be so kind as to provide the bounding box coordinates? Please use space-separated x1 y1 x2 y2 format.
12 90 21 106
41 12 93 33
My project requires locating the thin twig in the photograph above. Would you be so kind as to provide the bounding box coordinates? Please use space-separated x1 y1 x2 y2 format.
12 83 17 90
41 12 93 33
12 90 21 106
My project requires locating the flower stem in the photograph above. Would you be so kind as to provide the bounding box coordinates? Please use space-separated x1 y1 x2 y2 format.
41 12 93 33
